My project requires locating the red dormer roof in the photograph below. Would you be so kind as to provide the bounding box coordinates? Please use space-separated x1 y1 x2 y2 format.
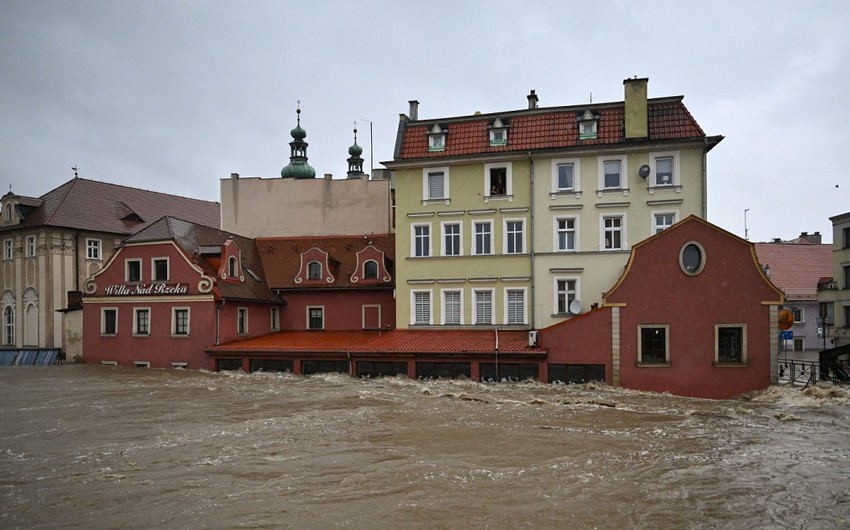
394 97 715 162
257 234 395 290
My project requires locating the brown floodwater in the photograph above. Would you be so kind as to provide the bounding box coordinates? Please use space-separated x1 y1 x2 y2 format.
1 365 849 529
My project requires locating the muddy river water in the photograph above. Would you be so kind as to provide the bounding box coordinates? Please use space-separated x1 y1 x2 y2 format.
1 366 849 529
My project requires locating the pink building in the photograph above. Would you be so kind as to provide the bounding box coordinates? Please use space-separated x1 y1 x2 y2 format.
82 217 281 369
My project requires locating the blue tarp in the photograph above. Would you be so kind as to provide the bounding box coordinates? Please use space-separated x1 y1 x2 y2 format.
0 349 62 366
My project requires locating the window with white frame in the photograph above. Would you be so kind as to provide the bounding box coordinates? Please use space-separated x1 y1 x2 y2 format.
126 259 142 282
412 290 432 325
485 162 511 197
603 160 622 189
101 308 118 335
86 238 102 260
579 120 597 139
172 307 190 336
133 308 150 336
3 239 12 261
505 289 525 325
442 222 461 256
556 162 575 191
428 124 446 152
654 213 676 234
423 167 449 201
228 256 238 278
489 118 508 146
237 307 248 335
412 224 431 257
152 258 169 282
442 290 462 325
25 236 35 258
791 307 804 323
473 221 493 255
555 217 577 252
474 290 493 325
651 152 679 187
307 306 324 330
716 324 746 364
505 219 524 254
599 156 627 190
602 215 625 250
639 325 669 364
555 279 577 314
270 306 280 331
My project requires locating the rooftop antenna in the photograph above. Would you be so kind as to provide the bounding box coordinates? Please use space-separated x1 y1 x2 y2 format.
744 208 750 240
589 92 593 104
71 165 79 178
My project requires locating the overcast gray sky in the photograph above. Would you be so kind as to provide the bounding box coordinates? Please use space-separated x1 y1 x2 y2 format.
2 1 848 242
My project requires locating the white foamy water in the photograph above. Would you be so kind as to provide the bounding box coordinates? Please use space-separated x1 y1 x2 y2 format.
1 366 849 529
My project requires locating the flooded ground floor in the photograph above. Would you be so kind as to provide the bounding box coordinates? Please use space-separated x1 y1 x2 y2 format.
2 365 849 529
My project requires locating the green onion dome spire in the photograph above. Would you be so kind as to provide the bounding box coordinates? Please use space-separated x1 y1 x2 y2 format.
281 103 316 180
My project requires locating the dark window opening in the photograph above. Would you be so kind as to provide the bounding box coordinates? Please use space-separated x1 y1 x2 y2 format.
548 364 605 384
480 363 538 382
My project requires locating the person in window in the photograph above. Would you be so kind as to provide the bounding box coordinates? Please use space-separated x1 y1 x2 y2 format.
490 177 506 196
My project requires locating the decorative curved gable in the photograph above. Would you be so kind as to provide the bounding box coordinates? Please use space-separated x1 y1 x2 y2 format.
295 247 335 284
351 245 392 283
219 238 244 282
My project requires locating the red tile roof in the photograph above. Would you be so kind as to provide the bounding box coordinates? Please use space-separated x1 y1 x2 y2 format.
349 329 541 354
1 178 220 235
754 242 833 301
207 330 384 352
396 98 712 161
256 234 395 289
124 216 277 302
207 328 543 355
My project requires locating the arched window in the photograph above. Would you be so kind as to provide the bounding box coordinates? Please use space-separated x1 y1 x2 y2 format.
363 260 378 279
228 256 238 278
308 261 322 280
3 305 14 346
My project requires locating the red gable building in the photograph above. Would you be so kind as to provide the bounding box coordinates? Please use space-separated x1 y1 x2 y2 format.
541 216 785 399
82 217 281 369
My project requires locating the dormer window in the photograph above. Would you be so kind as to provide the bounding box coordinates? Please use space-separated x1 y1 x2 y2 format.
577 109 599 140
307 261 322 280
228 256 238 278
428 124 447 152
489 118 508 146
4 204 11 222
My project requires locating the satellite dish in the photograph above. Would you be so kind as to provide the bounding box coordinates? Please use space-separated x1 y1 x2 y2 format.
638 165 651 179
569 299 582 314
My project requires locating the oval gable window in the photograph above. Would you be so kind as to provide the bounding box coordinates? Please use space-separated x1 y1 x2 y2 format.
679 241 705 275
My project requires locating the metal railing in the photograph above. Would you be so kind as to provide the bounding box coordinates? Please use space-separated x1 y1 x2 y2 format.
778 358 850 387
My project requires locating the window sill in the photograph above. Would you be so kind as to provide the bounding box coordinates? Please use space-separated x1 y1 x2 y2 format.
549 191 582 200
484 194 513 203
713 362 748 368
422 198 450 207
648 184 682 195
636 361 670 368
170 334 191 339
596 188 630 198
131 334 150 338
99 333 118 338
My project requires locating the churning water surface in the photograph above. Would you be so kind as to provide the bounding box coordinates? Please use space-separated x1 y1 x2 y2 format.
1 366 849 529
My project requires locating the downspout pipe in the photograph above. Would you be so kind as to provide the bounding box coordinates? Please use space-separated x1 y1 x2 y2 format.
527 152 536 329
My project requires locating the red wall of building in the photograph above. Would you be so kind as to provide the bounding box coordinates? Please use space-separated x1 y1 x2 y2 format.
606 218 781 399
279 290 396 331
540 307 614 384
83 241 279 369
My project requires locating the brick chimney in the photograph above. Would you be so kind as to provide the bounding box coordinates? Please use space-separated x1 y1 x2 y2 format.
799 231 822 244
623 77 649 139
527 89 538 109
